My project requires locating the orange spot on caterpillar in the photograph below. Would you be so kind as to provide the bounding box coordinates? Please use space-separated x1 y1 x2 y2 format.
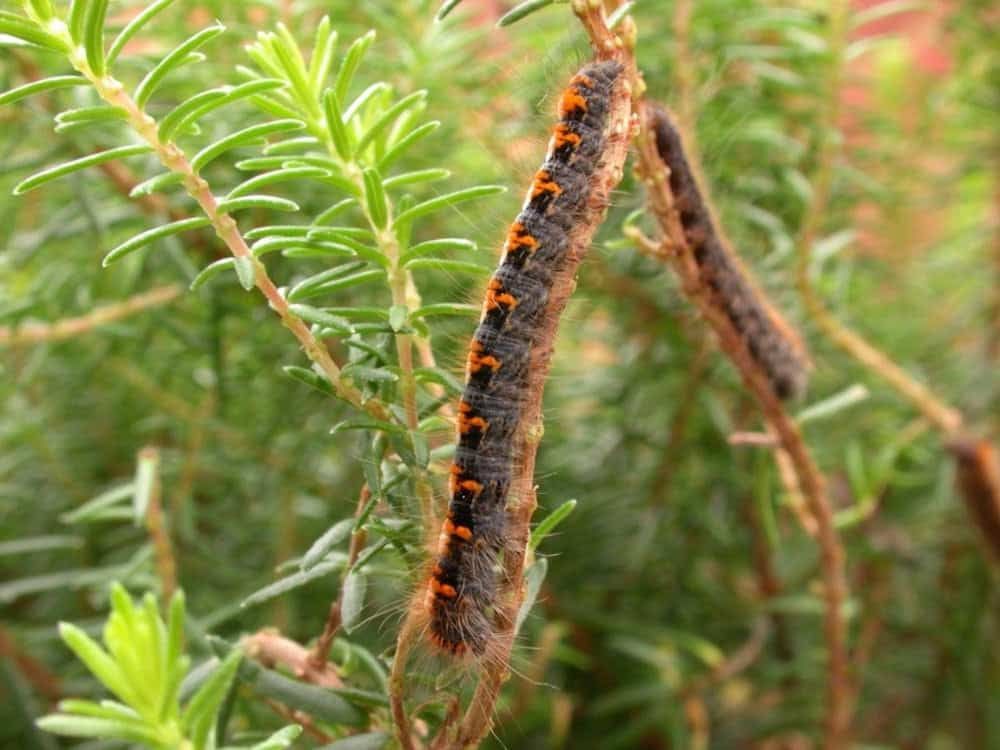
506 222 539 254
430 578 458 599
553 127 582 150
531 170 563 199
452 524 473 541
467 340 502 373
559 86 588 117
484 278 518 312
459 478 483 494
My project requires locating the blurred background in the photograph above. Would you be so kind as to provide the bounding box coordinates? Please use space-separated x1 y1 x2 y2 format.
1 1 997 748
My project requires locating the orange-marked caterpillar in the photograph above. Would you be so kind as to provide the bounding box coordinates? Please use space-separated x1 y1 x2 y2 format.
649 106 810 400
427 61 624 655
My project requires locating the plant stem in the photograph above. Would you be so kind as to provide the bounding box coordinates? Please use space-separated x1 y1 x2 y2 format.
60 47 390 421
793 0 962 437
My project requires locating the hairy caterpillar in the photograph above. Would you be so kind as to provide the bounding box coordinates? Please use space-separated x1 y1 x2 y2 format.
650 106 809 400
950 437 1000 562
426 61 624 655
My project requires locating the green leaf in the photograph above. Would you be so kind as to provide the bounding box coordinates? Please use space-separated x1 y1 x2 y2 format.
498 0 556 27
132 449 159 526
36 715 161 744
409 303 479 319
216 194 300 214
399 237 475 265
355 90 427 156
322 87 353 160
515 557 548 632
301 519 354 571
58 623 137 707
288 304 352 333
388 304 407 332
0 76 87 107
404 258 489 275
0 10 68 51
60 483 135 524
246 666 364 726
393 185 504 226
107 0 179 64
287 268 385 303
436 0 466 21
245 725 305 750
342 365 398 384
382 168 450 190
14 145 153 196
342 81 389 125
102 217 211 267
25 0 55 22
334 31 376 105
191 119 305 173
0 535 82 556
83 0 110 75
241 560 340 608
134 24 226 108
316 732 390 750
361 167 388 229
529 499 577 552
54 105 127 133
283 365 336 397
376 120 440 170
797 384 870 425
263 135 320 155
309 16 338 93
226 166 329 199
233 256 256 290
340 571 366 634
181 649 243 748
130 171 184 198
67 0 87 41
159 79 287 143
329 418 405 437
191 258 235 291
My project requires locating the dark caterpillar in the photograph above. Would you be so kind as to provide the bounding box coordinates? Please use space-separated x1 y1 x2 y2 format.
650 105 809 400
426 61 623 655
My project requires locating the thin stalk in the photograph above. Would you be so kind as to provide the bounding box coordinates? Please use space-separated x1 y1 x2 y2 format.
56 43 390 421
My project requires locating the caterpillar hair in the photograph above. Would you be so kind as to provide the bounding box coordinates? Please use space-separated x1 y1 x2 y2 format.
649 105 810 400
426 60 624 656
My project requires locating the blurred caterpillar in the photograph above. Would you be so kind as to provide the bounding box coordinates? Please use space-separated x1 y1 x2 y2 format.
650 105 810 400
427 60 624 655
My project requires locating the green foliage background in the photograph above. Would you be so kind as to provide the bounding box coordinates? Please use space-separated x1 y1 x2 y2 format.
1 1 997 748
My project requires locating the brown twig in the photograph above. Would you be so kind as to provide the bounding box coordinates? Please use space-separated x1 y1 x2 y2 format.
631 62 852 750
242 629 343 688
448 5 634 748
948 437 1000 561
0 285 182 346
140 446 178 603
0 626 62 703
311 485 371 667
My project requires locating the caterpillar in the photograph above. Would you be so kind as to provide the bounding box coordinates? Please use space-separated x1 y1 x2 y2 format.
426 61 624 656
649 105 810 400
949 438 1000 562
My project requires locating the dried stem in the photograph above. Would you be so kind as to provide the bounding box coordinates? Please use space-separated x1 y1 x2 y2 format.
140 446 178 603
628 27 852 750
449 6 634 748
242 630 343 688
0 285 182 346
